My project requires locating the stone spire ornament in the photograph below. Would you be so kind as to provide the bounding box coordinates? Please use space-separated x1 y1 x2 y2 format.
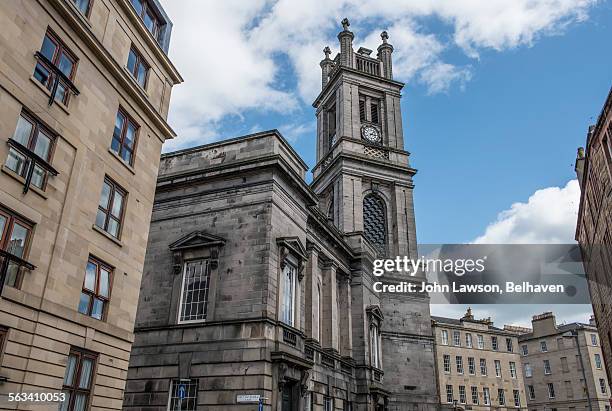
341 17 350 31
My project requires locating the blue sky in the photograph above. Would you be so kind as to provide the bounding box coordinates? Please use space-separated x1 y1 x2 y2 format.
160 0 611 324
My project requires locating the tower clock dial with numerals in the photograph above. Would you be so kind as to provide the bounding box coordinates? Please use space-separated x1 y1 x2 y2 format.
361 125 381 144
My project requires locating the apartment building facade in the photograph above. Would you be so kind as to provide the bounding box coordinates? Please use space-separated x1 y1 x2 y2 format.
0 0 181 409
575 86 612 385
519 312 610 411
432 309 528 411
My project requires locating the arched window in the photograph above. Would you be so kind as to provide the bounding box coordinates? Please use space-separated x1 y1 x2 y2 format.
363 194 387 256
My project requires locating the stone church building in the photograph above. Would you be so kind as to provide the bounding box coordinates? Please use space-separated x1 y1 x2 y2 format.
123 19 438 411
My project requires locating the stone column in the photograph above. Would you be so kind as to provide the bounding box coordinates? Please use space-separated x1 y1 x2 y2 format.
304 242 320 339
377 31 393 79
338 18 354 68
322 261 339 351
338 273 353 357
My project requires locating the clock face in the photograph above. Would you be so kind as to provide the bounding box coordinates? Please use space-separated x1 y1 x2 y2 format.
361 125 381 143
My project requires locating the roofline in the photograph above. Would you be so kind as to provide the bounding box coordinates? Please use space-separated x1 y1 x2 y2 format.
161 129 310 171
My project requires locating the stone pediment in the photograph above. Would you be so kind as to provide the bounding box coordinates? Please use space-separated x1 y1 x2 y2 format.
366 305 384 321
276 236 307 261
169 231 226 251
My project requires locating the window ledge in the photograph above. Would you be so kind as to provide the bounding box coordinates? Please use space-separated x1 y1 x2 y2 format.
108 149 136 175
1 166 48 199
122 66 149 97
91 224 123 247
29 76 71 115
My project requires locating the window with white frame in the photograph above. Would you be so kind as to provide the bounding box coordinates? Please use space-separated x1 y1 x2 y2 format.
528 385 535 400
509 361 517 378
540 340 548 352
600 378 607 394
521 344 529 356
494 360 501 377
324 396 332 411
446 385 454 403
459 386 466 404
471 386 479 404
465 333 472 348
595 353 603 369
524 363 532 378
592 334 598 346
543 359 551 375
468 357 475 375
281 258 297 326
443 355 451 373
483 388 490 405
498 389 505 406
370 324 381 369
441 330 449 345
506 337 513 352
480 359 487 376
178 259 211 323
477 334 484 349
453 330 461 346
547 383 555 399
513 390 520 407
491 336 498 351
456 356 464 374
168 379 198 411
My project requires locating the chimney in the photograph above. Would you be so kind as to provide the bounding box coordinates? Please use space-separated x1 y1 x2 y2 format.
531 312 557 338
337 18 354 68
320 46 334 88
377 31 394 79
590 315 596 327
575 146 586 188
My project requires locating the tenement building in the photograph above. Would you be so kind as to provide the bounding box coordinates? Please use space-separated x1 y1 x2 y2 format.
0 0 181 409
124 20 438 410
576 85 612 384
432 309 528 411
518 312 610 411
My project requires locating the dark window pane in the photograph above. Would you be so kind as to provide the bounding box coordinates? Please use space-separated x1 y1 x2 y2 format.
0 216 6 239
127 49 137 74
125 122 137 150
55 82 68 104
31 165 46 189
12 116 33 146
137 62 147 87
121 149 132 164
40 36 57 61
78 292 90 315
110 137 121 153
91 298 104 320
5 148 27 176
33 63 51 86
73 393 88 411
84 262 96 291
33 131 52 160
95 209 106 229
63 354 78 386
7 223 28 258
99 181 111 209
78 359 93 389
58 53 74 78
144 9 155 33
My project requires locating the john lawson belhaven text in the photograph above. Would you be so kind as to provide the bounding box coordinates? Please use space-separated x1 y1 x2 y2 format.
373 281 565 294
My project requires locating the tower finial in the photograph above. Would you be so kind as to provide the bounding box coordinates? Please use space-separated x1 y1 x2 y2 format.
381 31 389 43
323 46 331 59
341 18 350 31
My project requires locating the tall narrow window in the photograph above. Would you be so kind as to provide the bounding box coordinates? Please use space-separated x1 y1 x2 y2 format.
528 385 535 400
453 331 461 346
540 340 548 352
359 98 366 122
168 379 198 410
468 357 475 375
521 344 529 355
127 47 149 88
498 389 505 406
465 333 472 348
95 177 126 239
480 359 487 376
471 386 478 404
111 109 139 166
459 386 466 404
483 388 490 405
600 378 607 394
441 330 448 345
494 360 501 377
5 112 57 192
78 257 112 320
59 348 97 411
456 356 464 374
547 383 555 399
491 336 498 350
281 259 297 326
446 385 453 403
477 334 484 349
513 390 520 407
509 361 517 378
543 359 551 375
178 259 211 323
370 324 380 368
363 194 387 256
443 355 451 373
327 104 337 147
0 207 33 288
506 337 513 352
524 363 532 378
370 100 379 124
34 30 78 105
595 353 603 369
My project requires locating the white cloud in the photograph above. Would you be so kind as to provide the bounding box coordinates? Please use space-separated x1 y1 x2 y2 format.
473 179 580 244
160 0 596 147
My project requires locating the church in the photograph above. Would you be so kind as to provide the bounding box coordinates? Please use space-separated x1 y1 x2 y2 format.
123 19 439 411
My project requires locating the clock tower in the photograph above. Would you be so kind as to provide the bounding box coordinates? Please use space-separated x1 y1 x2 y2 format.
311 19 438 410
